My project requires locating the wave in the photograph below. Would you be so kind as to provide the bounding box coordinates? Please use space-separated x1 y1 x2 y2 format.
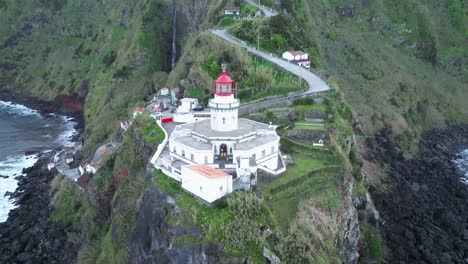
0 154 38 222
0 101 41 117
454 149 468 185
55 115 78 147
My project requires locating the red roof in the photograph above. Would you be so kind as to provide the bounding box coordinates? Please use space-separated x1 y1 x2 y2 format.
134 107 145 112
288 51 305 56
215 69 234 84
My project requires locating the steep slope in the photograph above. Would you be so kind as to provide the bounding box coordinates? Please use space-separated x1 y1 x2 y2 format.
0 0 216 152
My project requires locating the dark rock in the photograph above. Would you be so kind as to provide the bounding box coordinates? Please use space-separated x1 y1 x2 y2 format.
368 125 468 263
15 252 33 263
0 157 78 263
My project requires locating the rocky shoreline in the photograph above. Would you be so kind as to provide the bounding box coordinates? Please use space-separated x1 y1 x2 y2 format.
0 92 83 263
366 126 468 263
0 155 78 263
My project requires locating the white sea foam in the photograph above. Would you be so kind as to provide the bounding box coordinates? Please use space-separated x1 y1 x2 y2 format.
0 100 41 117
55 115 78 147
0 154 38 222
454 149 468 186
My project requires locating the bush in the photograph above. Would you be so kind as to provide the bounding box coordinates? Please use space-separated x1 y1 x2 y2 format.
219 15 235 27
448 0 464 30
361 224 384 263
113 65 132 79
222 192 272 257
327 31 337 41
292 97 314 105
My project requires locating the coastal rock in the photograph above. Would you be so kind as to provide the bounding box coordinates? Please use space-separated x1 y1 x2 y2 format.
366 125 468 263
0 158 78 264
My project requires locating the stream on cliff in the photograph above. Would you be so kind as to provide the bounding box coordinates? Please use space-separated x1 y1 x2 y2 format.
171 9 177 70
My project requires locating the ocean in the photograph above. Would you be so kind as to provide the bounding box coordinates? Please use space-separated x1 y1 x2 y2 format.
0 101 77 222
454 148 468 186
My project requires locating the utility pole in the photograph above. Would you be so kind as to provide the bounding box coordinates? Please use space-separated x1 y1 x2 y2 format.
300 66 303 86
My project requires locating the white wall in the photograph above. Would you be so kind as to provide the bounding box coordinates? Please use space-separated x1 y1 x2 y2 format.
233 138 280 169
169 139 213 164
282 52 309 62
282 52 294 61
181 167 233 203
210 108 238 131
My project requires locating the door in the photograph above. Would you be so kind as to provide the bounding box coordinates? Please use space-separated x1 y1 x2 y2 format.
219 144 227 158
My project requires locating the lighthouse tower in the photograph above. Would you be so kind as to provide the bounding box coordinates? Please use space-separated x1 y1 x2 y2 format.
209 69 240 132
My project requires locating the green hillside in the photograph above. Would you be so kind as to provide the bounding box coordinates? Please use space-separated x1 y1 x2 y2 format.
231 0 468 156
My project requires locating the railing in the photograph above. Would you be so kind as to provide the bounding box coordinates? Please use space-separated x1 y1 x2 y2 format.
150 120 169 167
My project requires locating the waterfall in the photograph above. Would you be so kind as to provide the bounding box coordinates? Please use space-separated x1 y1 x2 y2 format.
171 9 177 70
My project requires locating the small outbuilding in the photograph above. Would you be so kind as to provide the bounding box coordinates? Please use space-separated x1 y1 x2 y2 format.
224 7 240 15
133 107 145 118
282 51 310 68
181 165 233 203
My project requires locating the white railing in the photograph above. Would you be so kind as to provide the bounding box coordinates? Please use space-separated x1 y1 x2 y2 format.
150 120 169 166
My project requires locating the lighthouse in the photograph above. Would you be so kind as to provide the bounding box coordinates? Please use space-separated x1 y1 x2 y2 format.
208 69 240 132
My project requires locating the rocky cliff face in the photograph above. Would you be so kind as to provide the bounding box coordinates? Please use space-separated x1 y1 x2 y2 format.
128 171 236 264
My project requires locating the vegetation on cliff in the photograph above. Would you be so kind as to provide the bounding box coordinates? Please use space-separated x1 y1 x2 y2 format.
50 114 161 263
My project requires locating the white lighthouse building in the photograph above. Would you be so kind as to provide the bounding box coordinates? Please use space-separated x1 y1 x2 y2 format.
162 69 286 203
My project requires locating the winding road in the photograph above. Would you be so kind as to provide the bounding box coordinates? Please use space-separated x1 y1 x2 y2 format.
211 2 329 95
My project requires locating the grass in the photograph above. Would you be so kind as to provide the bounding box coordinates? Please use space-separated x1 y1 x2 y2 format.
261 153 326 195
360 224 384 264
294 124 325 131
50 182 80 223
259 146 343 231
141 117 165 144
292 103 327 112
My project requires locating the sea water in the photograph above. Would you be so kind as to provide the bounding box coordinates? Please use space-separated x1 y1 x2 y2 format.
454 148 468 186
0 101 77 222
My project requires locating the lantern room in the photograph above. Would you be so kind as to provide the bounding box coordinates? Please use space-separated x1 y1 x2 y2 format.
213 69 235 96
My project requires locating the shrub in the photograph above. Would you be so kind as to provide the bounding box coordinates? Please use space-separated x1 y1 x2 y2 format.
113 65 132 79
361 224 384 264
327 31 337 41
292 97 314 105
220 15 235 27
448 0 464 30
222 192 272 256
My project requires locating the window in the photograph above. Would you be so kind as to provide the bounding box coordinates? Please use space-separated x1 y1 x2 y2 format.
262 150 266 157
200 186 202 192
252 154 256 160
190 153 194 161
182 150 185 157
222 117 226 125
219 186 223 191
271 146 275 154
204 156 208 163
173 146 176 153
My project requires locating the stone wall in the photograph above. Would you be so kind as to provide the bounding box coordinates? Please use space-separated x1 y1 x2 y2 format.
239 92 325 115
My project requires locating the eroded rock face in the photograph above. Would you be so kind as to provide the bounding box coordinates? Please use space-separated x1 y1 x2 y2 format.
128 170 235 264
366 126 468 263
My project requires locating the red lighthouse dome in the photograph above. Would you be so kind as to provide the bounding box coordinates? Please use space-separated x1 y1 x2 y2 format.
213 69 235 96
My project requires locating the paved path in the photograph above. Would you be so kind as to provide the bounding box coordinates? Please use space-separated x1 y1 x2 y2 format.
245 0 278 17
211 29 329 94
